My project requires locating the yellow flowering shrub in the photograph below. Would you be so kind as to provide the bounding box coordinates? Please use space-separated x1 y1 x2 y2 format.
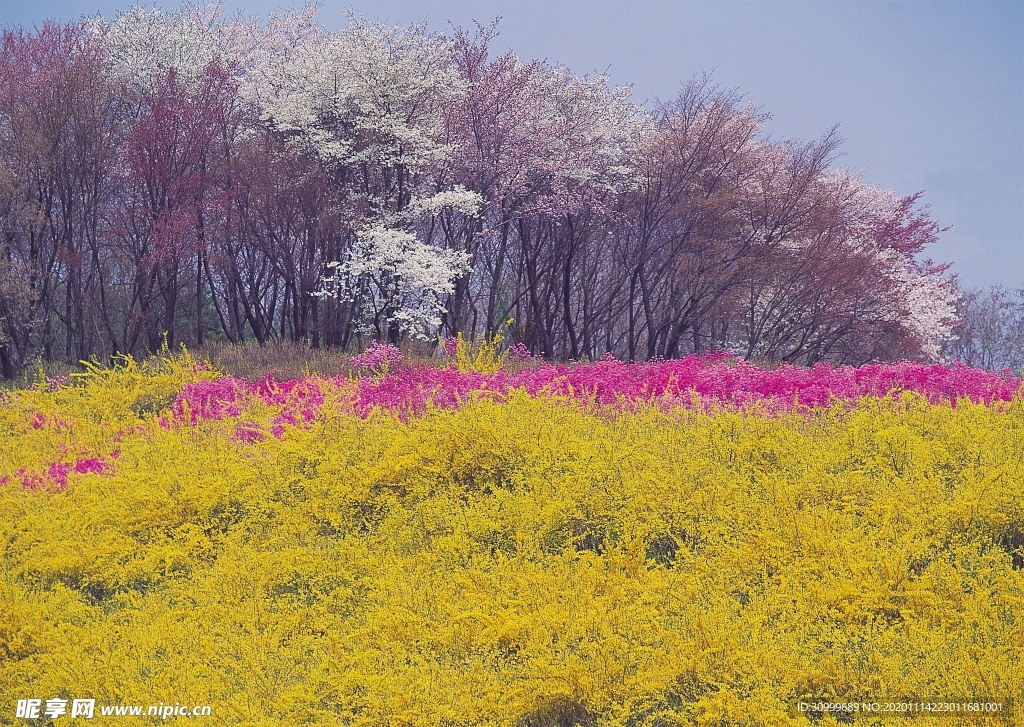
451 331 509 374
0 349 217 485
0 362 1021 725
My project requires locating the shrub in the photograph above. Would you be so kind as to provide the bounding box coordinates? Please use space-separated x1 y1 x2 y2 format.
1 353 1021 725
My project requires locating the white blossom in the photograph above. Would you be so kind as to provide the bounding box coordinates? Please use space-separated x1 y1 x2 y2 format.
90 3 320 95
404 187 483 219
254 14 466 170
316 224 471 340
885 254 959 362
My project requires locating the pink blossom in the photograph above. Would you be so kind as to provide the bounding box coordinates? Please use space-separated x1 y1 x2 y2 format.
348 341 404 371
509 342 532 360
232 422 266 444
165 354 1022 431
10 455 116 490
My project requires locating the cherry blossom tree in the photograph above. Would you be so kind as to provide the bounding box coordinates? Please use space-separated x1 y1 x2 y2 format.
444 25 646 354
314 223 472 341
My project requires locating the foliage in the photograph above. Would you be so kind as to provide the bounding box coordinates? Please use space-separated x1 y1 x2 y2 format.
0 346 216 489
197 339 355 382
1 355 1022 725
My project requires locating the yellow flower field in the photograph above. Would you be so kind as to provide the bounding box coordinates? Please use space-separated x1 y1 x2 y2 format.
1 355 1021 725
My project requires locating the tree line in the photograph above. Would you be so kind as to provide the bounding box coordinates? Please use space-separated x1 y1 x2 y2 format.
0 6 968 378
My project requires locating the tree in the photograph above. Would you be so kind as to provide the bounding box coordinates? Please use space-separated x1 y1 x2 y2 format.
257 14 481 343
0 22 121 374
943 286 1024 372
446 26 644 354
315 223 472 341
734 177 957 364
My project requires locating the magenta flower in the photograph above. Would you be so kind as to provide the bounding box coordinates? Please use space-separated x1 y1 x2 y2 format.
9 455 116 490
165 354 1022 432
349 341 403 371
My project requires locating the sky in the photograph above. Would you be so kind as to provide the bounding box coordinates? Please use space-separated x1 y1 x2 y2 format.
2 0 1022 289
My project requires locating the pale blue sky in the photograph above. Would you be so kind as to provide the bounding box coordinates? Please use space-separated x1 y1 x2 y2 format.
3 0 1022 289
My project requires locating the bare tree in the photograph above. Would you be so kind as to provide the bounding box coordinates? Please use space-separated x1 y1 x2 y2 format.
944 286 1024 372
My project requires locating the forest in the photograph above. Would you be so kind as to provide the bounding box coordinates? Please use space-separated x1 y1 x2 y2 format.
1 5 1017 381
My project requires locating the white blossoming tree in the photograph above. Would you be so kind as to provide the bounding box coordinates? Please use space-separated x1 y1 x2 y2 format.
314 219 473 341
91 3 320 93
256 14 479 342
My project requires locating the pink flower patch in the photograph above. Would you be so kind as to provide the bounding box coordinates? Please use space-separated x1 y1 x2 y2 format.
232 422 266 444
13 455 116 490
349 341 403 371
161 354 1022 433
